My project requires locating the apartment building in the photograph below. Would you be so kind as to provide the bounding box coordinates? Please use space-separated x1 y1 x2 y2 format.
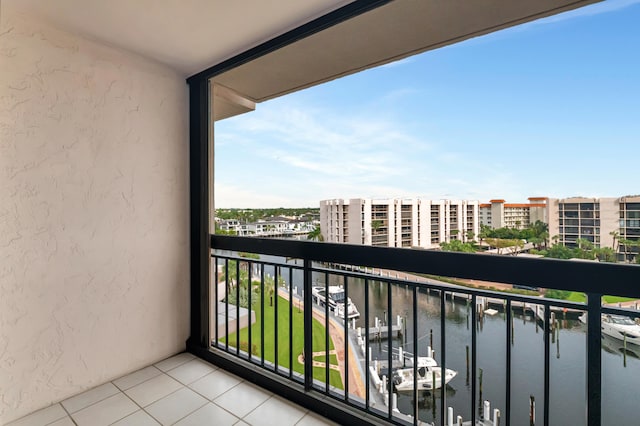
320 198 479 249
479 197 549 229
551 195 640 260
619 195 640 261
547 197 618 250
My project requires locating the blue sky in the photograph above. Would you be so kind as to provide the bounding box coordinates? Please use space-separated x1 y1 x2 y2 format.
215 0 640 208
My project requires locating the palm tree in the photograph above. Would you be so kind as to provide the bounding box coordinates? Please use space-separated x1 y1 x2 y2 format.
575 238 595 260
540 230 549 249
478 224 490 248
610 230 620 253
307 225 323 242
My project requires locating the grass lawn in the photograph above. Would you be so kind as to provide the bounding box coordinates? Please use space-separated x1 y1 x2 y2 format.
564 292 635 304
602 295 636 304
223 294 343 389
566 292 586 302
312 354 339 365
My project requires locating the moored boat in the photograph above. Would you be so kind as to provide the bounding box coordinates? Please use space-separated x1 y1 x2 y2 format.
392 356 457 392
579 313 640 345
311 285 360 320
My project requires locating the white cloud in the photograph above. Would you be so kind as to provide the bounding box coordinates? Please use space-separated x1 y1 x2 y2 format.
220 102 430 179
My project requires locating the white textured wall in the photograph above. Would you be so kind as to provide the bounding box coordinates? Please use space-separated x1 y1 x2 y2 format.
0 8 189 424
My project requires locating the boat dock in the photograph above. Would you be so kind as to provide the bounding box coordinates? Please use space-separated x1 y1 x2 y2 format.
445 292 583 318
365 325 403 341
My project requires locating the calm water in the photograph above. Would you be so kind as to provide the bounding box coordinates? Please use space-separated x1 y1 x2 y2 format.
219 253 640 425
340 277 640 426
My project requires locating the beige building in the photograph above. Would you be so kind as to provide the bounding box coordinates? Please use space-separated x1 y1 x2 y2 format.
320 198 479 249
547 197 619 250
619 195 640 261
547 195 640 260
479 197 549 229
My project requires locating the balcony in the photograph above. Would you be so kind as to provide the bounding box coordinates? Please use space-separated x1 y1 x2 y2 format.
3 0 626 425
194 235 640 426
8 235 640 426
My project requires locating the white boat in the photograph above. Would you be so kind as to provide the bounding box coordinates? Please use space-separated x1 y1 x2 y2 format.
579 313 640 345
392 357 457 392
311 285 360 320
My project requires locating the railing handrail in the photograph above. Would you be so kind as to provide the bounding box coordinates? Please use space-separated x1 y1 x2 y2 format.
211 235 640 298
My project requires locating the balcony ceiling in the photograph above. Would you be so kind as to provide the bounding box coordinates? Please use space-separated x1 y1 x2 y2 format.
4 0 354 76
213 0 601 103
6 0 600 103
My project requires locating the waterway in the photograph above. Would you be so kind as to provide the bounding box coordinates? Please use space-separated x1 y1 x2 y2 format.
217 253 640 425
340 276 640 426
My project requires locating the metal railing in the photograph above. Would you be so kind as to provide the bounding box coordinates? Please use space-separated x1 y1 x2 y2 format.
189 235 640 426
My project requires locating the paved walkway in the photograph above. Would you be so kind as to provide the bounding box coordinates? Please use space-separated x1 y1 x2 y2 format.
297 350 341 371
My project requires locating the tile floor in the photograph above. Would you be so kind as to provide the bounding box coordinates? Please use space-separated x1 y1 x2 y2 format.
8 353 338 426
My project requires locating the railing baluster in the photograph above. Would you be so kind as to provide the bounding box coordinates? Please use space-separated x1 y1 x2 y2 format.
544 302 550 426
471 294 477 425
586 293 602 426
344 275 349 402
274 266 279 371
214 257 219 347
325 272 330 393
236 260 240 356
506 299 512 423
413 286 418 426
225 259 229 352
248 261 252 361
440 290 447 426
261 263 265 368
289 267 294 379
387 280 393 420
365 278 370 410
304 259 313 391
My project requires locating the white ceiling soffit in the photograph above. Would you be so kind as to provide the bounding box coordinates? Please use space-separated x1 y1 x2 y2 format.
213 0 601 103
4 0 354 76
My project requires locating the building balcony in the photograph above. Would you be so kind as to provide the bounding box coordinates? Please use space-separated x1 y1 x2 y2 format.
17 235 640 426
3 0 629 425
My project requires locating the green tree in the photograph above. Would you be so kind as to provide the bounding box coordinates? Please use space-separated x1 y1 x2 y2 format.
620 238 640 262
610 230 620 252
545 244 574 259
485 238 522 255
478 224 491 247
465 230 475 243
307 225 324 242
214 225 237 235
440 239 477 253
531 220 549 237
574 238 596 260
594 247 616 263
539 230 550 249
545 289 571 300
